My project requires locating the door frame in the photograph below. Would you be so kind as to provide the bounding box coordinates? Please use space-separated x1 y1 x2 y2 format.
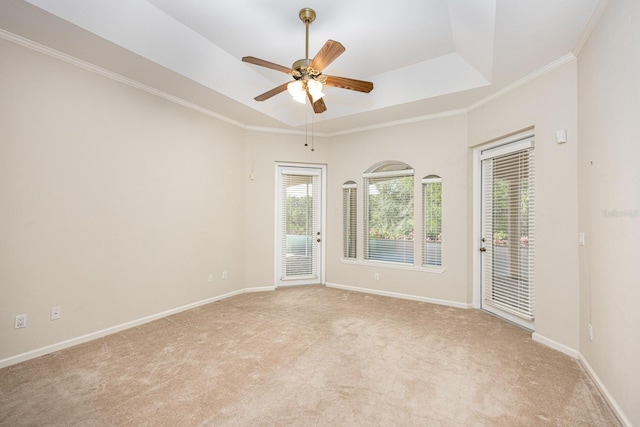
472 130 535 329
274 162 327 287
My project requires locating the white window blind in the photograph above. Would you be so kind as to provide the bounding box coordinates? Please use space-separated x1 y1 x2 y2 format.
342 181 357 259
482 146 535 321
422 175 442 267
280 172 319 279
364 164 414 264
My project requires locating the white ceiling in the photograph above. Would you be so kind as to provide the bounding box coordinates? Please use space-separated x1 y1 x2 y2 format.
0 0 601 133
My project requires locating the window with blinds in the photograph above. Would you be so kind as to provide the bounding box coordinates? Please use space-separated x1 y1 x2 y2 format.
342 181 357 259
280 172 319 279
422 175 442 267
363 162 414 264
481 140 535 321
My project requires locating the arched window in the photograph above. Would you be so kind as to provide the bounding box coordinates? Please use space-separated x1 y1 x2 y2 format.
342 181 357 259
422 175 442 267
363 161 414 264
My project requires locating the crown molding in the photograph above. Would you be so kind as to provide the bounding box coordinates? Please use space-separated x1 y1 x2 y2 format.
2 29 579 138
466 53 577 112
573 0 611 56
325 109 468 137
0 29 247 130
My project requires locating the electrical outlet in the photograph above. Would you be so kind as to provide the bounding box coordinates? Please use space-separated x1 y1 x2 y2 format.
222 271 228 280
51 306 62 320
208 274 213 283
15 314 27 329
374 273 380 281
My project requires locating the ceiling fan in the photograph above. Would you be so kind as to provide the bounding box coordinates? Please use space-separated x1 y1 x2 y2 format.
242 8 374 114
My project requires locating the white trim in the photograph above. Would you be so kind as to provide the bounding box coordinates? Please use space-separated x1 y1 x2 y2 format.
531 332 579 359
573 0 611 56
363 169 415 179
472 147 482 309
1 280 629 426
532 334 630 426
0 286 275 369
275 163 327 288
243 286 277 293
0 29 246 130
326 109 468 137
280 167 321 177
473 130 536 328
245 125 316 136
339 257 446 274
479 136 534 160
421 177 442 184
325 282 471 309
2 30 577 139
578 353 632 427
466 54 577 112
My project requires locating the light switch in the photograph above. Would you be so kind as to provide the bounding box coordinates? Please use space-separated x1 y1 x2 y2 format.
556 129 567 144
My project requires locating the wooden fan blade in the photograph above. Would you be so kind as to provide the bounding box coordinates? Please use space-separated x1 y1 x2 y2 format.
324 75 374 93
307 91 327 114
314 98 327 113
242 56 292 74
255 82 289 101
309 40 345 72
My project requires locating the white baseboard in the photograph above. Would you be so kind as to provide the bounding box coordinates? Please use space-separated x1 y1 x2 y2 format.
325 282 473 309
1 283 631 427
531 332 579 359
0 286 274 369
531 333 630 426
243 286 276 293
578 353 631 427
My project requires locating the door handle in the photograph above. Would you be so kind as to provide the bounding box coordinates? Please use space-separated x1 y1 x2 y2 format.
479 247 486 252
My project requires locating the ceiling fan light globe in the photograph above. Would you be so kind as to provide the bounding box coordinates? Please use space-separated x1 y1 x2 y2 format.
287 80 307 103
307 79 325 103
310 91 325 103
293 92 307 104
287 80 303 96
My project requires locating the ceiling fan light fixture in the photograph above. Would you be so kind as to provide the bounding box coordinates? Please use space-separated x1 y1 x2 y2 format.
242 7 372 114
287 80 307 103
307 79 325 103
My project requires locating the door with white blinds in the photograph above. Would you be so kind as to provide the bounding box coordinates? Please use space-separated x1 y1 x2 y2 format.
480 136 535 329
276 165 325 286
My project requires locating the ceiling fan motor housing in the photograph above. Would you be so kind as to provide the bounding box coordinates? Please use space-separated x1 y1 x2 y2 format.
292 58 311 73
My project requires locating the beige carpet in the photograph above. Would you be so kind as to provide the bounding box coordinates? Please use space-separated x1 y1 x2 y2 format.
0 285 619 426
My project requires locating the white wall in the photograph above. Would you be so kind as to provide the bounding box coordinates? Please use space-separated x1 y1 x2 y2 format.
0 39 247 362
468 61 580 350
578 0 640 424
325 114 470 306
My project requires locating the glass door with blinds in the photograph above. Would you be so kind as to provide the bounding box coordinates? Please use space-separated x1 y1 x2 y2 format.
480 136 535 329
276 164 325 287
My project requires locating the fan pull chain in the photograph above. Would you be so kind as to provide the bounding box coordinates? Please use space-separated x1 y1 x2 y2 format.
304 103 315 152
311 109 315 152
304 105 309 148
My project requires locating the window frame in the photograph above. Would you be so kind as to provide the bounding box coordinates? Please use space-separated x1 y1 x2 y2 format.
363 162 415 265
342 181 357 260
422 175 443 267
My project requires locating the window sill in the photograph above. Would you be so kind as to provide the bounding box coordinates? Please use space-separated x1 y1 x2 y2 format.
339 258 446 274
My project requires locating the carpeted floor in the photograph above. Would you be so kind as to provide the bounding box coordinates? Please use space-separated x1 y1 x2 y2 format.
0 285 620 426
